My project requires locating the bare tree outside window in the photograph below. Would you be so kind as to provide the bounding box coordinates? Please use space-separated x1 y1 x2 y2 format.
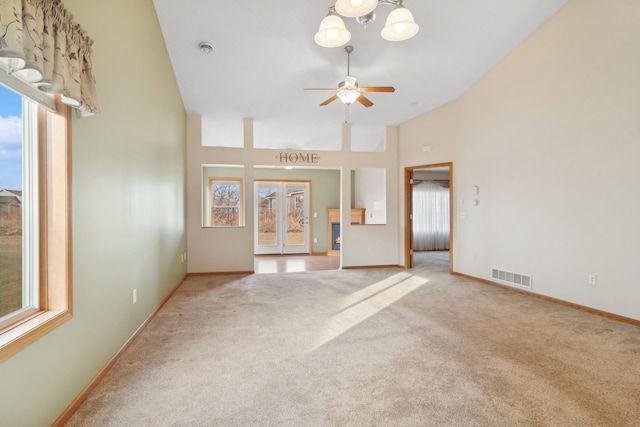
211 181 241 226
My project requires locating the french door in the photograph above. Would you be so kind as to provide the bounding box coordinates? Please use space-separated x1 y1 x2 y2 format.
254 181 310 255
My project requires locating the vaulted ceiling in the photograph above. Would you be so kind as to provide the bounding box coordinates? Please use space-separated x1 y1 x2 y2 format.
152 0 567 152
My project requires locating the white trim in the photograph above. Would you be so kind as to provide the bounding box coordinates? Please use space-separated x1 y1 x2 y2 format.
0 70 57 112
22 99 40 311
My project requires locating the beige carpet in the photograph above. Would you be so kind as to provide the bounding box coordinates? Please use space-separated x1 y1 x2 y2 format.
66 252 640 426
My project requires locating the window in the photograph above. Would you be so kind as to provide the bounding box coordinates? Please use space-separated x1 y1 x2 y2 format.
0 87 35 327
412 180 450 251
0 84 72 362
209 178 243 227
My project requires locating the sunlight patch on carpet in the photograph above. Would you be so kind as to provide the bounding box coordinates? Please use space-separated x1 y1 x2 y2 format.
309 273 428 352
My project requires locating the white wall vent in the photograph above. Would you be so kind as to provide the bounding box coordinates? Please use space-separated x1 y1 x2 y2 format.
491 268 532 288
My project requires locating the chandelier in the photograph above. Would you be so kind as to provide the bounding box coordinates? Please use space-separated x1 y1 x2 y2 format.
315 0 419 48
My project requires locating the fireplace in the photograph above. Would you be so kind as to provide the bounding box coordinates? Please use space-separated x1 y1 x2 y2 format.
331 222 341 251
326 208 365 256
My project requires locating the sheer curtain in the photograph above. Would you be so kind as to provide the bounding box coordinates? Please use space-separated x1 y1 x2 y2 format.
0 0 100 113
412 181 450 251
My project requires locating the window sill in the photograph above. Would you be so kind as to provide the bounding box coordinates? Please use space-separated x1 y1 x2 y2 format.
0 309 72 362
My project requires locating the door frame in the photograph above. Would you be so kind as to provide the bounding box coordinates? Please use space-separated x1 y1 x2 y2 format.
404 162 454 273
254 179 312 255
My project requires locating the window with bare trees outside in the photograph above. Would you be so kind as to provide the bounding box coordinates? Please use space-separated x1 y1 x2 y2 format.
209 178 243 227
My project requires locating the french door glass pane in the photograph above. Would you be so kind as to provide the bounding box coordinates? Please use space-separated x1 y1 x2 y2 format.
286 186 305 246
257 185 278 247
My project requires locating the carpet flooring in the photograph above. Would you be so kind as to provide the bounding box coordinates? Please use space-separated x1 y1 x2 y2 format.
66 252 640 426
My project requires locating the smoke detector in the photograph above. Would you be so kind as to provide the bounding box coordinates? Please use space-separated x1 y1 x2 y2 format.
198 42 213 54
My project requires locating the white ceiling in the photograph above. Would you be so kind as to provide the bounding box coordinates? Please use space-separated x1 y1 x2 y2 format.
152 0 567 152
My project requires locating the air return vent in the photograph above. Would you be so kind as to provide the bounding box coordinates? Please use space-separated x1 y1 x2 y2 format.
491 268 532 288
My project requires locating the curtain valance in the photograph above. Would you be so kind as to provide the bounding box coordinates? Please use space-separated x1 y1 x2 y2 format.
0 0 100 113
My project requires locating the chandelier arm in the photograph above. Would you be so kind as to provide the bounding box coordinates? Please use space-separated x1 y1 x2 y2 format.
377 0 404 7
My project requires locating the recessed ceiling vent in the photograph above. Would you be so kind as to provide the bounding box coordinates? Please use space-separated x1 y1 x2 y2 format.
491 268 532 289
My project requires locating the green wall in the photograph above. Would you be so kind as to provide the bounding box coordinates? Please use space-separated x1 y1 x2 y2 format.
199 166 339 252
0 1 187 425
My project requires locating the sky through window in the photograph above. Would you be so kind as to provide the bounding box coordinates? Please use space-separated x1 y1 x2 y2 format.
0 85 22 190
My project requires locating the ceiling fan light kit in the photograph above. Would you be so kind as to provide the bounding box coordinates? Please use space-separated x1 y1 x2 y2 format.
315 0 418 48
337 88 360 105
304 45 395 110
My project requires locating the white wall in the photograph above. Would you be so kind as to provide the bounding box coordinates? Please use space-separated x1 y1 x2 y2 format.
0 1 187 425
354 168 386 224
399 0 640 320
187 120 400 272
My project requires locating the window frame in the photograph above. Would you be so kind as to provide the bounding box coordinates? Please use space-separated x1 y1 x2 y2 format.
0 96 72 362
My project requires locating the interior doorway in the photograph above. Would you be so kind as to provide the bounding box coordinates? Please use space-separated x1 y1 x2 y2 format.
254 181 310 255
404 163 453 272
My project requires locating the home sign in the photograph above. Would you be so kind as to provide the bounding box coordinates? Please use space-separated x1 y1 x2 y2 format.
277 152 320 164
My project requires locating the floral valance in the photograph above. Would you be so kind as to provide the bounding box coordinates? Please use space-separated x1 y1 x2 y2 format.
0 0 100 113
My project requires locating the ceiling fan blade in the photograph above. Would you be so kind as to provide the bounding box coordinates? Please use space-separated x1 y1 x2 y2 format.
360 86 395 93
357 95 374 107
320 95 339 106
304 88 337 91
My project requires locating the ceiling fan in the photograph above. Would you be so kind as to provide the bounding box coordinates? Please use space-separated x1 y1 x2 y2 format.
304 45 395 108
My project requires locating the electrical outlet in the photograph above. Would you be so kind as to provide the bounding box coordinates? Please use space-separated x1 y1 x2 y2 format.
588 274 596 286
314 237 317 244
132 289 137 304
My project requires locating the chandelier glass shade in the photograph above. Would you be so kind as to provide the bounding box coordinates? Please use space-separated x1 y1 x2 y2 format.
314 14 352 48
381 6 419 41
334 0 379 18
315 1 418 48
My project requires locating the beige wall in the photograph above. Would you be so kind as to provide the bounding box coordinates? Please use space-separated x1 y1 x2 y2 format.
400 0 640 320
0 1 187 425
